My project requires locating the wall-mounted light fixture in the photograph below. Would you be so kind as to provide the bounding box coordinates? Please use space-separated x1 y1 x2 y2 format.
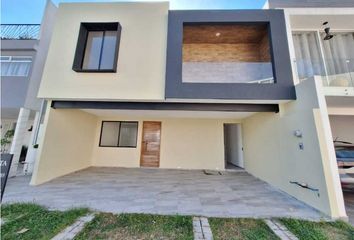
323 22 333 40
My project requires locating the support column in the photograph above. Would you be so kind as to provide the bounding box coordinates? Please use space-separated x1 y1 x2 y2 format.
23 111 41 175
9 108 31 177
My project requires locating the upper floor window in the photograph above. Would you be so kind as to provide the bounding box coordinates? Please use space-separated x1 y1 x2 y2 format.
0 56 32 77
72 22 121 72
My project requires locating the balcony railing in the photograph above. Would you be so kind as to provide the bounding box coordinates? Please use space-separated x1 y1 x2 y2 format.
182 62 274 84
294 58 354 88
0 24 40 40
322 58 354 88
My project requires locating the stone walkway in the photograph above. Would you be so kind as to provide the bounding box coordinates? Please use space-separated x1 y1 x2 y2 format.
3 167 323 219
51 214 95 240
265 219 298 240
193 217 213 240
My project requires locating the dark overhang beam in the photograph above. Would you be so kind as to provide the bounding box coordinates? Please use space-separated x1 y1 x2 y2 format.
51 101 279 113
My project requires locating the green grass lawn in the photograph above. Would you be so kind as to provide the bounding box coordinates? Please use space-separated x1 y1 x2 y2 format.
1 203 89 240
279 218 354 240
74 212 193 240
2 203 354 240
209 218 279 240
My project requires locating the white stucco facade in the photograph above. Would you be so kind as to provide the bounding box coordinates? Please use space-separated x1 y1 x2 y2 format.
38 2 168 101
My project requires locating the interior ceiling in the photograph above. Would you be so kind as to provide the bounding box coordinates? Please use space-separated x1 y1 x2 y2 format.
290 15 354 30
183 24 268 44
81 109 256 119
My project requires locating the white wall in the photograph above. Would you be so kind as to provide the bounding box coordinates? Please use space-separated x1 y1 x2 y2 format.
91 116 240 170
160 118 227 170
242 78 346 219
31 107 242 184
329 115 354 143
31 106 97 185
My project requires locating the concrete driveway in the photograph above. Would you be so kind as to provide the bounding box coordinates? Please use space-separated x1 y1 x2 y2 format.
3 167 324 220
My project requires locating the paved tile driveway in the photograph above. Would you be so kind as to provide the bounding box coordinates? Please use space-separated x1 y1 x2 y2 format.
3 167 324 220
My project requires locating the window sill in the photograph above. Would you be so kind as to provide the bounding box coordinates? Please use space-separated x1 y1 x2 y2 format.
72 68 116 73
98 145 137 148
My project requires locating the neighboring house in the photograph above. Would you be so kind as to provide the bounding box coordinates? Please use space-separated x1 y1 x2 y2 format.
264 0 354 133
265 0 354 215
0 1 57 176
31 2 346 220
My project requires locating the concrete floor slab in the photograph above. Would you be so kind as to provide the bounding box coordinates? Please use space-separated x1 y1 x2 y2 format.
3 167 324 220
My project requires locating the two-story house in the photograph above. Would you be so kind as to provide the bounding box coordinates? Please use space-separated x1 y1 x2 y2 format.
31 2 346 220
1 1 57 176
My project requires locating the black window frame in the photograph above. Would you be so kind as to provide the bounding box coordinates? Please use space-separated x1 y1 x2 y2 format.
99 121 138 148
72 22 122 73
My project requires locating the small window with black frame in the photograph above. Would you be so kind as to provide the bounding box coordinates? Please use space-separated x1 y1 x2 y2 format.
72 22 121 72
99 121 138 148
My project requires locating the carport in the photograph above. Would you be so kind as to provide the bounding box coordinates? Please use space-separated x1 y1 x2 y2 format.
29 80 347 220
3 167 324 219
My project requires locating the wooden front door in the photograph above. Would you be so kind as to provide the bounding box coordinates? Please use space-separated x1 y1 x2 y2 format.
140 121 161 167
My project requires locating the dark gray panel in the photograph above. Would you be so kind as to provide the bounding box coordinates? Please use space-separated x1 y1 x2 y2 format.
165 10 296 100
51 101 279 113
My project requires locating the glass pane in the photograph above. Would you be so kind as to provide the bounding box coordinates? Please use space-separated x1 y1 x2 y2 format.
1 61 31 76
82 31 103 70
292 32 325 81
320 32 354 87
1 62 10 76
100 122 120 147
100 31 117 69
0 56 10 61
119 122 138 147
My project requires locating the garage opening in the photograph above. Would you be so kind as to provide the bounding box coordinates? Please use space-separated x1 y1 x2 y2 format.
224 123 244 170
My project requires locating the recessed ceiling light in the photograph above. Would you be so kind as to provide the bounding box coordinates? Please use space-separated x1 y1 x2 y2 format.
215 32 221 37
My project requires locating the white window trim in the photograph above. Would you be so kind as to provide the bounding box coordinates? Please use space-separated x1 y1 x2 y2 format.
0 56 32 62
